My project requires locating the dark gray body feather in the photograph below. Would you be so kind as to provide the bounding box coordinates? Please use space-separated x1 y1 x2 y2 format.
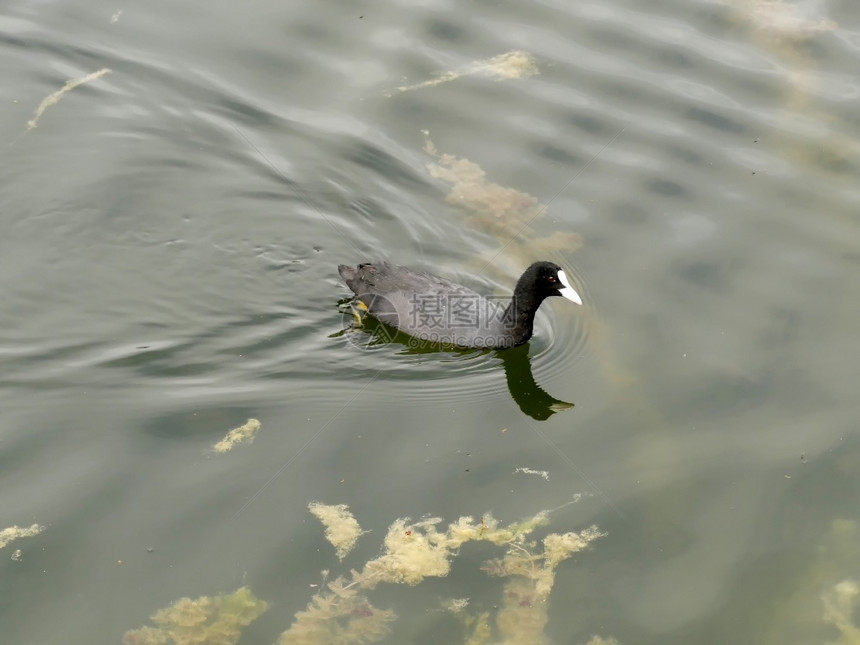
338 260 579 349
338 262 518 348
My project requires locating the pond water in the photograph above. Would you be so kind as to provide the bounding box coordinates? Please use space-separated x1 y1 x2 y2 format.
1 0 859 643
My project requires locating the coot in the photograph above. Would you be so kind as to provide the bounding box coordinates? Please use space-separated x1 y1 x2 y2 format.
338 261 581 349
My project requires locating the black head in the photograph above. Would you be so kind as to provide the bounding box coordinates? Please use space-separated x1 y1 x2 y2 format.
517 261 583 304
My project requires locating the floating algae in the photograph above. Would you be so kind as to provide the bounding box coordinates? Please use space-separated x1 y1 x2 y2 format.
276 585 396 645
422 130 583 277
308 502 364 560
823 580 860 644
723 0 835 45
277 508 612 645
514 467 550 481
120 506 615 645
423 129 544 239
27 68 111 131
756 518 860 644
122 587 268 645
721 0 835 95
720 0 858 176
0 523 43 549
443 597 471 614
388 50 538 95
212 418 260 453
473 525 606 645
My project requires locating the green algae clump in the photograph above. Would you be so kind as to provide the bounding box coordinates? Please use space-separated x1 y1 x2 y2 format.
122 587 268 645
823 579 860 645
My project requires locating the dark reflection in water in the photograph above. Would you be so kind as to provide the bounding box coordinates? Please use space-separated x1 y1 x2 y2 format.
334 312 574 420
497 343 574 420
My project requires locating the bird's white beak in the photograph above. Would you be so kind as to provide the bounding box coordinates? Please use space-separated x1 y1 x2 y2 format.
557 270 582 305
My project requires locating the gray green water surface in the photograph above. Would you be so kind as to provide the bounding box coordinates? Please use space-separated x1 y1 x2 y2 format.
1 0 859 643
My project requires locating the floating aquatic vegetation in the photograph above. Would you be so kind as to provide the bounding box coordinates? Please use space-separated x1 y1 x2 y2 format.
475 50 539 80
720 1 859 179
823 580 860 644
443 597 471 614
421 130 583 275
388 50 538 95
473 525 606 644
277 509 610 644
756 518 860 644
0 523 43 549
724 0 835 43
121 506 614 644
27 68 111 131
212 418 261 453
308 502 364 560
276 586 396 645
514 467 550 481
122 586 268 645
423 130 544 239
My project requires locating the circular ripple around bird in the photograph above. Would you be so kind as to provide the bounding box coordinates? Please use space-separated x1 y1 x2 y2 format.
327 265 594 408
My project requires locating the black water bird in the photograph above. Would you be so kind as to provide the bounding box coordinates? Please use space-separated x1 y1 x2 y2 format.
337 261 581 349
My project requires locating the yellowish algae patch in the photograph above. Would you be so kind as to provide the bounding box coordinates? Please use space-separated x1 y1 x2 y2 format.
720 0 857 175
277 509 611 645
758 518 860 644
122 587 268 645
212 418 260 453
0 523 44 549
724 0 835 43
389 50 538 95
421 130 583 278
308 502 364 560
423 129 544 239
823 580 860 644
120 505 616 644
27 68 111 131
474 524 606 644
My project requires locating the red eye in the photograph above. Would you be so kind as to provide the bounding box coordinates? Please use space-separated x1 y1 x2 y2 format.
547 276 556 283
